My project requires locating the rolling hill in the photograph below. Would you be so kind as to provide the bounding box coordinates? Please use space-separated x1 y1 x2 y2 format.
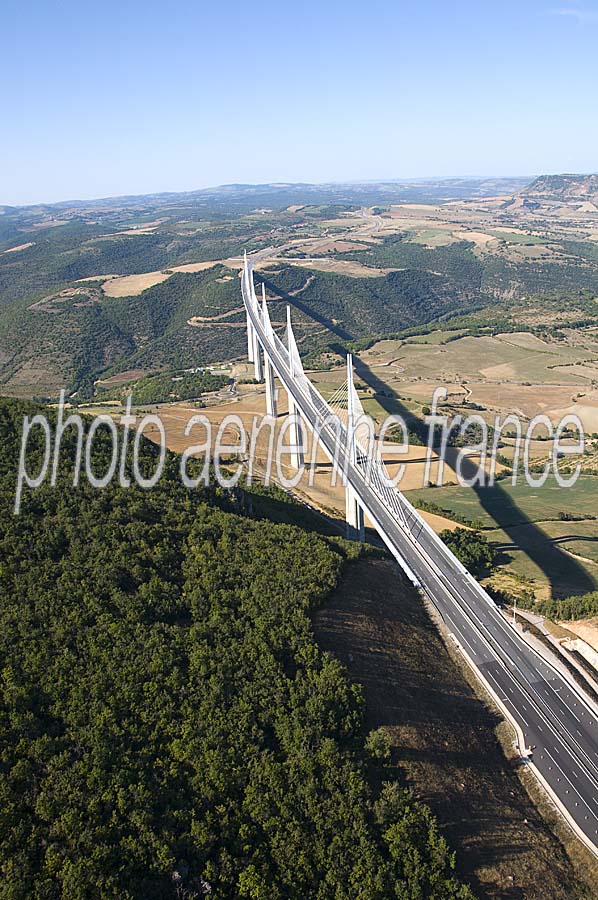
522 173 598 202
2 177 598 400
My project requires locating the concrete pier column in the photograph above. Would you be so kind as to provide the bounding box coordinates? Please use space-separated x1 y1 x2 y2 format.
345 485 365 541
253 329 263 381
345 353 365 541
287 392 304 469
265 354 277 417
246 314 255 363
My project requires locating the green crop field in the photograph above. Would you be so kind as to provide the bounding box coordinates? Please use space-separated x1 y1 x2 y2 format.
369 333 593 384
405 475 598 527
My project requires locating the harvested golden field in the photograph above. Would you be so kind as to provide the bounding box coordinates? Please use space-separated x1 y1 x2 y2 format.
95 368 149 386
285 257 396 278
171 261 223 274
90 261 226 297
359 332 597 388
101 270 173 297
2 242 35 253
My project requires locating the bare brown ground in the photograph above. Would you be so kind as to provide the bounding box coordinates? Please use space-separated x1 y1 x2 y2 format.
170 261 223 274
144 390 462 531
285 258 397 278
94 261 225 298
101 271 172 297
453 231 497 248
96 369 149 386
313 556 596 900
2 242 35 253
309 239 371 253
563 618 598 654
76 274 119 283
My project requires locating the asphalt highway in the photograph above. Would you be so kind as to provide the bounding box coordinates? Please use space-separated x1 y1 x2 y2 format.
242 262 598 855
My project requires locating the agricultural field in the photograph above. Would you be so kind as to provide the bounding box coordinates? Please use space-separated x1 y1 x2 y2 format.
360 331 598 386
4 177 598 617
404 476 598 600
3 175 598 402
405 476 598 530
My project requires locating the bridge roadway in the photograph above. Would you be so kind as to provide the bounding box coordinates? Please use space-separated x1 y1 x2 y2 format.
242 261 598 856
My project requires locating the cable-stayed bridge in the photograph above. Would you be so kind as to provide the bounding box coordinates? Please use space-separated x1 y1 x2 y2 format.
241 252 598 858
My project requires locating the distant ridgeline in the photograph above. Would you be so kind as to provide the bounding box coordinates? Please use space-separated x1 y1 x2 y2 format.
3 176 598 399
522 173 598 201
0 398 473 899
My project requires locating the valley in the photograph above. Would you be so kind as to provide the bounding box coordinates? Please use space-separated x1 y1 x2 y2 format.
5 175 598 895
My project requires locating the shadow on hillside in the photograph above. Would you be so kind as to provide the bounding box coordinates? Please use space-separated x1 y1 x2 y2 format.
350 355 596 599
313 556 577 899
261 274 354 342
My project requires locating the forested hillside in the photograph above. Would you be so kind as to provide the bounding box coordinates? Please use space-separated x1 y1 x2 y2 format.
0 399 473 899
0 266 245 399
2 179 597 400
338 233 598 299
261 263 472 340
0 259 483 399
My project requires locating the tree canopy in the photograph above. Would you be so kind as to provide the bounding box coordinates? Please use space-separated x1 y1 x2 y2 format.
438 528 496 578
0 399 473 899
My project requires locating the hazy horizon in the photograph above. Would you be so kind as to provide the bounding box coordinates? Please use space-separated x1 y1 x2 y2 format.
3 0 598 205
1 173 547 209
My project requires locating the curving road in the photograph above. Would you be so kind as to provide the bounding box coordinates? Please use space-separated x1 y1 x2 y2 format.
241 255 598 857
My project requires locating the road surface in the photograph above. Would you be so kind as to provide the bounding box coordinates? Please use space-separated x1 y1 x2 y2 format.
242 258 598 856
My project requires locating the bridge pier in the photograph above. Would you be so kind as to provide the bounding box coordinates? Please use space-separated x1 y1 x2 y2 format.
345 485 365 541
253 329 263 381
246 313 255 363
345 353 365 541
264 354 277 417
287 393 304 469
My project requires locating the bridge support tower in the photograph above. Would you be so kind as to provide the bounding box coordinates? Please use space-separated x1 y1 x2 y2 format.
261 285 278 417
252 328 263 381
286 306 304 469
345 485 365 542
345 353 365 541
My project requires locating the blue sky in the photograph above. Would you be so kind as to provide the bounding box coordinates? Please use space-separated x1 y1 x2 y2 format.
1 0 597 205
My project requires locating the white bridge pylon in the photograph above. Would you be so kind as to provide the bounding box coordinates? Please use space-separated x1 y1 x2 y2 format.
242 251 366 538
345 354 366 541
285 304 305 469
260 284 277 418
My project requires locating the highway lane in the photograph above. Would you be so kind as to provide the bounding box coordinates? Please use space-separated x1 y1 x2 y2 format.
242 262 598 854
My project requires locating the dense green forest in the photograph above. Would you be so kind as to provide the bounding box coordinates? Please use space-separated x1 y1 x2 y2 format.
261 263 473 341
528 590 598 622
338 232 598 299
438 529 497 577
0 399 473 899
341 236 483 293
97 369 229 405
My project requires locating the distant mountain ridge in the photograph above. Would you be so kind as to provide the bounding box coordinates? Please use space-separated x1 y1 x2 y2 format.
9 177 532 212
522 173 598 201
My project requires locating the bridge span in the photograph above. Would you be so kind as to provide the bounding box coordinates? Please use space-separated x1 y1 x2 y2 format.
240 252 598 857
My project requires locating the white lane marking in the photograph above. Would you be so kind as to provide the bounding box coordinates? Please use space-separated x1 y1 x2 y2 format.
545 747 598 815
